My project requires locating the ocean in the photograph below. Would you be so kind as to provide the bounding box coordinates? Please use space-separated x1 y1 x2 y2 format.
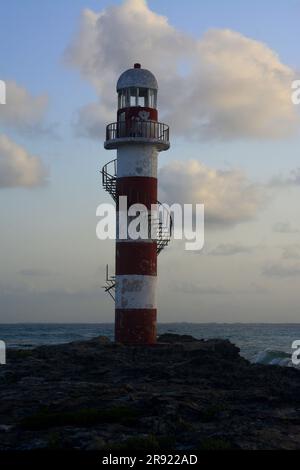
1 323 300 367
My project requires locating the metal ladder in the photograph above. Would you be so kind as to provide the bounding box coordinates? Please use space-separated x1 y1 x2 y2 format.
103 264 116 300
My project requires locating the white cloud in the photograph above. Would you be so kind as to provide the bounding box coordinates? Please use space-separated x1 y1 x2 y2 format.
270 168 300 187
65 0 298 140
0 134 48 188
273 222 299 233
209 243 254 256
0 80 48 134
262 262 300 278
18 269 54 277
74 102 112 138
170 280 229 295
159 159 263 227
170 280 267 295
282 246 300 260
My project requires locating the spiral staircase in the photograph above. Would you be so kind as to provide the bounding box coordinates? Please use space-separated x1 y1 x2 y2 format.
101 158 172 300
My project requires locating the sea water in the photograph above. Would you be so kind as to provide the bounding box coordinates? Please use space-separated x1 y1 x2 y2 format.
1 323 300 367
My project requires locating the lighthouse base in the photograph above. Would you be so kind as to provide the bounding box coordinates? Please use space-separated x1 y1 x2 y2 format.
115 309 156 344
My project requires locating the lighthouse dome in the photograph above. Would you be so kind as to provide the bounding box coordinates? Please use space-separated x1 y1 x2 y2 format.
116 64 158 92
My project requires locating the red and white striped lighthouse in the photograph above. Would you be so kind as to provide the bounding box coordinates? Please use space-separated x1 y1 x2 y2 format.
102 63 171 344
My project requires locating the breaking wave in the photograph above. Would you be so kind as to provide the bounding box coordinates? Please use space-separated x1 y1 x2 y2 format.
253 349 293 367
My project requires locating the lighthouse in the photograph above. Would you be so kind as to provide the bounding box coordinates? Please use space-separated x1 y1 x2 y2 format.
102 63 171 344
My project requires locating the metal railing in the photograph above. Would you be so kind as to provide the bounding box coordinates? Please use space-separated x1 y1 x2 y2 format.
103 264 116 301
106 120 169 143
152 203 173 254
101 158 117 201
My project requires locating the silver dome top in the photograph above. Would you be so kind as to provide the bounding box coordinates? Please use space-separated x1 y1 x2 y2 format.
116 64 158 92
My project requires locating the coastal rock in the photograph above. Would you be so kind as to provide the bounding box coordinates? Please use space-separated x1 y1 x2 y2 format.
0 334 300 450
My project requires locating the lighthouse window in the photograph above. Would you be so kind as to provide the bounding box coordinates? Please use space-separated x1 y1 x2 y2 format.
128 87 137 106
118 88 156 109
148 89 157 108
137 88 148 107
118 90 127 109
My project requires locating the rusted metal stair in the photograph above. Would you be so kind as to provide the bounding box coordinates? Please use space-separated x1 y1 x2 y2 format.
101 158 117 201
103 264 116 301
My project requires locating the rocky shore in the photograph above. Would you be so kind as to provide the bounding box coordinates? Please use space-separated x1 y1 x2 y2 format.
0 333 300 451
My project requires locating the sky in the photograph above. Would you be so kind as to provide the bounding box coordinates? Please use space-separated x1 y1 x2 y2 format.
0 0 300 323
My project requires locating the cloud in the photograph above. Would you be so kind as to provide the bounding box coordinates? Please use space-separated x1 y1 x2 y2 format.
65 0 188 138
282 246 300 260
209 243 254 256
170 280 229 295
270 168 300 187
0 134 48 188
74 102 111 138
159 160 263 227
288 168 300 185
0 81 49 135
170 280 267 295
262 262 300 278
65 0 298 140
18 269 54 277
273 222 299 233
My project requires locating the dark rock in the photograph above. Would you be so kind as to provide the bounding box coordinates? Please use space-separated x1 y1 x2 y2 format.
158 333 199 343
0 334 300 450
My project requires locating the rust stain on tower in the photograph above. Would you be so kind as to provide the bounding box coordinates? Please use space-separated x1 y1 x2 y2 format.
102 63 171 344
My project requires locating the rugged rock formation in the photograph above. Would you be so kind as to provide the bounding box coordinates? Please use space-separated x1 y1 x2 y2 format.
0 334 300 450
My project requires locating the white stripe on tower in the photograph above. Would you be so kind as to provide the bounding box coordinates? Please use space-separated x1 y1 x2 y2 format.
115 275 157 309
117 144 157 177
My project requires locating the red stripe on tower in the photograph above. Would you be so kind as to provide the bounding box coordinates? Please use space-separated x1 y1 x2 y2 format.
116 177 157 208
116 242 157 276
115 309 156 344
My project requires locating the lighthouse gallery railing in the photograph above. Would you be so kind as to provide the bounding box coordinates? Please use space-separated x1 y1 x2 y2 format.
106 120 169 143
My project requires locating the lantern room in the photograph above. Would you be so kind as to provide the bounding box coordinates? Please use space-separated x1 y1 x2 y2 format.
104 63 169 151
116 63 158 122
